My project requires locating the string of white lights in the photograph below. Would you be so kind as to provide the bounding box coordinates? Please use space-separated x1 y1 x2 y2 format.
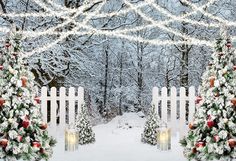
24 0 106 57
144 0 221 28
123 0 208 42
21 2 96 39
0 1 143 18
181 0 236 27
12 0 217 37
0 1 147 38
1 0 219 29
19 0 232 54
20 0 216 43
23 27 214 47
113 0 219 34
0 11 74 18
0 0 235 56
82 29 214 47
0 0 219 35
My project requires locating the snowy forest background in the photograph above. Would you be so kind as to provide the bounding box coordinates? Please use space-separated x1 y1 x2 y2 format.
0 0 236 120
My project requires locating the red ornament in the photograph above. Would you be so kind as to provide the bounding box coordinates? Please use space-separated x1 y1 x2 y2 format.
214 135 220 142
32 141 41 148
40 123 47 130
17 136 23 142
195 96 202 104
231 98 236 106
207 119 215 128
196 141 205 148
21 76 27 87
0 139 8 147
22 119 30 128
209 77 215 88
5 43 11 48
0 65 3 70
34 97 40 104
0 98 5 106
228 139 236 148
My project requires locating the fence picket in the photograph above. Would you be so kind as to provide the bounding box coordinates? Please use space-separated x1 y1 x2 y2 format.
69 87 75 125
170 87 177 131
51 87 57 128
179 87 186 136
161 87 168 124
59 87 66 127
41 87 47 123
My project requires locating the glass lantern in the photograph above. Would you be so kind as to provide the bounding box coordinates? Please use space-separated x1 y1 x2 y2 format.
65 125 79 151
156 123 171 151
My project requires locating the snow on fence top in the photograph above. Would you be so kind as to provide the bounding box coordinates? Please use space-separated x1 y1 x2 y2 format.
152 86 200 136
40 87 84 128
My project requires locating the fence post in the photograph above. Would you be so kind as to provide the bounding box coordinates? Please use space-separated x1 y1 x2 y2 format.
161 87 168 124
59 87 66 128
170 87 177 133
51 87 57 128
69 87 75 125
41 87 48 123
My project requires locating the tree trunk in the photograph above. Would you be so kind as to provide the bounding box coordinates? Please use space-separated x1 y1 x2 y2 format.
179 3 190 90
137 42 144 111
180 44 189 89
118 42 124 115
103 44 109 117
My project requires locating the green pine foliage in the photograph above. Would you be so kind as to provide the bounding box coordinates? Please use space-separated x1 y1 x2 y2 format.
141 105 160 145
75 104 95 145
180 36 236 161
0 31 56 161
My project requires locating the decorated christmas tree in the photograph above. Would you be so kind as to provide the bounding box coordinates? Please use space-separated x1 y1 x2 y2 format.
180 35 236 160
0 31 56 161
75 104 95 145
141 105 160 145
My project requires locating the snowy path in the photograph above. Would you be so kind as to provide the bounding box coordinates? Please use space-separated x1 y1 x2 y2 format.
50 113 187 161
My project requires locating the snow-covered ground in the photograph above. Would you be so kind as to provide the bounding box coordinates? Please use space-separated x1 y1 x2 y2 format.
50 113 187 161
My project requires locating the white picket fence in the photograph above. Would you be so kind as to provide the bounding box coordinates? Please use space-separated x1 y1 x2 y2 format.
39 86 198 135
40 87 84 129
152 86 199 136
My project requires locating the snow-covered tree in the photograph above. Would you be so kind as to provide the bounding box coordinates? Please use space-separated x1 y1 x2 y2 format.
180 35 236 160
141 105 160 145
0 31 56 161
75 104 95 145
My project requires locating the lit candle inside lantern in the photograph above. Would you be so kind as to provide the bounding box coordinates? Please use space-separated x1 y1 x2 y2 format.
65 127 79 151
157 125 171 151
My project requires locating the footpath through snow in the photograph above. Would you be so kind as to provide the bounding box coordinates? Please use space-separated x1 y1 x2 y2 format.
51 113 187 161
